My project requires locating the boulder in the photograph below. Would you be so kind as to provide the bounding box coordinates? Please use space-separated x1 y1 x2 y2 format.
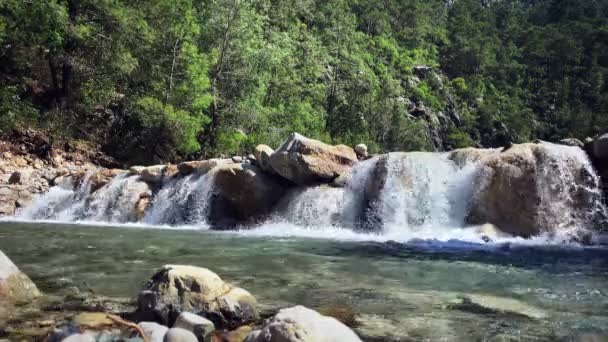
466 143 603 237
269 133 357 185
177 159 230 176
244 306 362 342
164 328 198 342
139 321 169 342
354 144 368 159
232 156 243 163
130 166 146 175
209 163 286 225
137 265 258 329
254 145 274 175
0 250 40 303
173 312 215 342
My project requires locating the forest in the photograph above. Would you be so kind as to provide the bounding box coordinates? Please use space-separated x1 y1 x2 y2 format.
1 0 607 164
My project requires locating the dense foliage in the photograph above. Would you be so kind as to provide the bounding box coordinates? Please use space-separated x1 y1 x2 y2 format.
1 0 607 163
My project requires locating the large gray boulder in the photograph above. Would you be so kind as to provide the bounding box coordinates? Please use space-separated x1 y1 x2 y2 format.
269 133 357 185
208 163 286 225
466 142 603 237
0 250 40 303
137 265 258 329
244 306 362 342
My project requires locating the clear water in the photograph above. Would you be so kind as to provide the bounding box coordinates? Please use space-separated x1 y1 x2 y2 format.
1 221 608 341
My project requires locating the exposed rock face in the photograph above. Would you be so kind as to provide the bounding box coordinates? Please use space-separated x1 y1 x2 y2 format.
0 250 40 303
136 265 258 329
177 159 229 176
269 133 357 185
208 163 286 226
254 145 274 175
466 143 603 237
592 133 608 160
244 306 362 342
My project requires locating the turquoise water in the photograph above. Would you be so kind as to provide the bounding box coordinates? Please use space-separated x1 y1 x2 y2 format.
1 221 608 341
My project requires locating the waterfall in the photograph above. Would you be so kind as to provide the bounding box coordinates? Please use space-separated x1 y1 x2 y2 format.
142 173 215 226
372 152 478 237
13 143 607 243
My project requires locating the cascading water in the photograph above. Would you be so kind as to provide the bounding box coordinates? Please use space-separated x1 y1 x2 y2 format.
12 142 607 243
142 172 215 226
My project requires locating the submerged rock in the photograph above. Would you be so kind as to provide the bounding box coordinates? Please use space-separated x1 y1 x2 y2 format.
136 265 258 329
209 163 286 226
269 133 357 185
0 250 40 303
244 306 362 342
448 294 547 320
466 142 603 237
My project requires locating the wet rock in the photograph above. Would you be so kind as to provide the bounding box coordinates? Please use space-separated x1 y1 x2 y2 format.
231 156 243 163
140 165 167 184
8 171 21 184
244 306 362 342
254 145 274 175
134 193 152 221
0 250 40 303
136 265 258 329
559 138 584 148
466 142 602 237
269 133 357 185
209 163 286 226
354 144 368 159
173 312 215 342
139 321 169 342
177 159 230 176
164 328 198 342
163 164 179 179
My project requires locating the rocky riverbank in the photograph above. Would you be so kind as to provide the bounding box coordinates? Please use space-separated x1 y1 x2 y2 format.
3 130 608 241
